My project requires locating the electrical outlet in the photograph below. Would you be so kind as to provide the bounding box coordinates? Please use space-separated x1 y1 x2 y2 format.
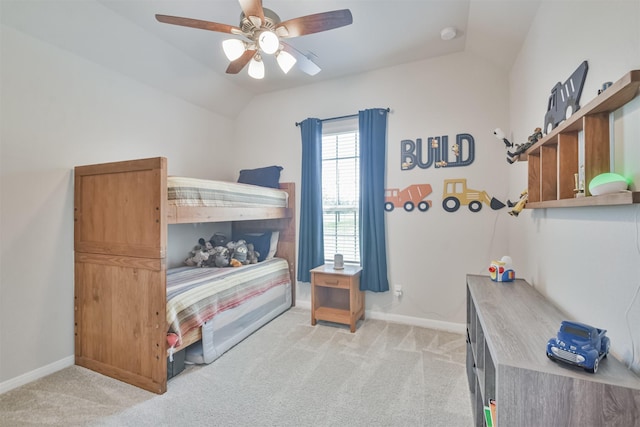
394 284 403 297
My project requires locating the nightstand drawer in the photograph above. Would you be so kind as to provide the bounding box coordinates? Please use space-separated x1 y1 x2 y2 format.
313 273 350 289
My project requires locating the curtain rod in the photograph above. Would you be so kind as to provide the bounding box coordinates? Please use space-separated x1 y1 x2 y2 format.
295 107 391 127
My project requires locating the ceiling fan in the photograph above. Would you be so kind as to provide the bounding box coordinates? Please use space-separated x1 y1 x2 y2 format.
155 0 353 79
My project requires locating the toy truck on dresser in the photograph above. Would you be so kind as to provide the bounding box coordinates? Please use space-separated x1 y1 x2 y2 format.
546 320 610 373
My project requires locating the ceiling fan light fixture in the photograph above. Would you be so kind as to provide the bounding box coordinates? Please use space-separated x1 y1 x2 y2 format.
222 39 246 61
156 5 353 78
257 30 279 55
276 50 297 74
248 55 265 79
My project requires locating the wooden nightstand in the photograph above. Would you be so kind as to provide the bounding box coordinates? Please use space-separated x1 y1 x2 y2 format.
310 264 364 332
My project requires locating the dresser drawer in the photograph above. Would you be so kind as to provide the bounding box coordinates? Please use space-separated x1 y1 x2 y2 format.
313 273 351 289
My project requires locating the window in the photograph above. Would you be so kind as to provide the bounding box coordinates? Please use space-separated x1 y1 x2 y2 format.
321 119 360 264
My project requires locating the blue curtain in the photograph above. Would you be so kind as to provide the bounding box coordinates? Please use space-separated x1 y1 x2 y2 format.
359 109 390 292
297 118 324 283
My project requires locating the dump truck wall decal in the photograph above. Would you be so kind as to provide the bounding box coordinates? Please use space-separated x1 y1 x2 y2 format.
544 61 588 134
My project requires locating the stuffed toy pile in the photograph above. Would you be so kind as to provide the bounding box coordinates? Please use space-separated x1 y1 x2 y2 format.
184 234 260 268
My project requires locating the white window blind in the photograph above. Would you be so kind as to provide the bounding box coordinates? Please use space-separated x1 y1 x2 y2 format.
322 121 360 264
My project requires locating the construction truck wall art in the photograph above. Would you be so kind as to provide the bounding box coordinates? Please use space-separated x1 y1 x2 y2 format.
442 179 505 213
384 180 505 213
384 185 433 212
544 61 588 134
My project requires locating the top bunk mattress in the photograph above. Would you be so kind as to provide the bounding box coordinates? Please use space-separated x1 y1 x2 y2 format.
168 177 288 208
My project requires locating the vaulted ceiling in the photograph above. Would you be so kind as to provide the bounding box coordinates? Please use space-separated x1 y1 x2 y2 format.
1 0 541 117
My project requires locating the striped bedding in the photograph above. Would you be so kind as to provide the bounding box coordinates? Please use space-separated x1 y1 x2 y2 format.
166 258 291 342
168 176 288 208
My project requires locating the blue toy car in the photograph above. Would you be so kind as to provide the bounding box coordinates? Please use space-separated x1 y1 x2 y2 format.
546 320 610 373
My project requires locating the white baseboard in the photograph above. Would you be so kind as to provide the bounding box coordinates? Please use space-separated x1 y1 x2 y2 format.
294 300 465 334
0 355 74 395
295 300 311 310
367 311 466 334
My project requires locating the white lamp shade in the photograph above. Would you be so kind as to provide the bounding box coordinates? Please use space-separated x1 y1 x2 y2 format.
257 30 279 55
248 57 265 79
276 50 297 74
222 39 245 61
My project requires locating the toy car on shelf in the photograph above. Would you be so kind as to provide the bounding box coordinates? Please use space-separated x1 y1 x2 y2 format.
546 320 610 373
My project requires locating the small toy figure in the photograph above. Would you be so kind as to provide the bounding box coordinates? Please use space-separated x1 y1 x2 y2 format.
451 143 460 157
506 128 543 164
401 159 413 170
507 190 528 217
598 81 612 95
488 256 515 282
494 127 543 164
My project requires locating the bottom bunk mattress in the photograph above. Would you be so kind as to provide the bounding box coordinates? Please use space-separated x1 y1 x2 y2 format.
166 258 292 363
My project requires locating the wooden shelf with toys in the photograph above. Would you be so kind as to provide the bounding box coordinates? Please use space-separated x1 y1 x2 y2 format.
519 68 640 209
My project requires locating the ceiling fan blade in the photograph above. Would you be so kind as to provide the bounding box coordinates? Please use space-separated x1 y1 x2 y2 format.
276 9 353 38
156 14 241 35
238 0 265 26
226 49 257 74
281 43 320 76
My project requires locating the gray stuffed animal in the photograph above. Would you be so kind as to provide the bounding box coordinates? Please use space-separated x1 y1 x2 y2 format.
210 233 228 247
213 246 230 268
184 247 210 267
228 240 248 264
246 243 259 264
198 238 217 267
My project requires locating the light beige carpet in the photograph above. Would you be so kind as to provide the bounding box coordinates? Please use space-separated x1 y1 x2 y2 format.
0 307 473 426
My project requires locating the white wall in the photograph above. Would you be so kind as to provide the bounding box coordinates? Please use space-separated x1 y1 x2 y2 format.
0 26 234 388
507 1 640 372
234 51 511 331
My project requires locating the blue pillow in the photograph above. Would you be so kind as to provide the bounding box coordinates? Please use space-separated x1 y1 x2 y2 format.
233 232 272 262
237 166 283 189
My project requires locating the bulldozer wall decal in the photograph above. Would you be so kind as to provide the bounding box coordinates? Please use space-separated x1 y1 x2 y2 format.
441 178 505 212
401 134 475 170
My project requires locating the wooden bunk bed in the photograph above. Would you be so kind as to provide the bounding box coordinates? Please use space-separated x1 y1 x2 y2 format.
74 157 296 394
